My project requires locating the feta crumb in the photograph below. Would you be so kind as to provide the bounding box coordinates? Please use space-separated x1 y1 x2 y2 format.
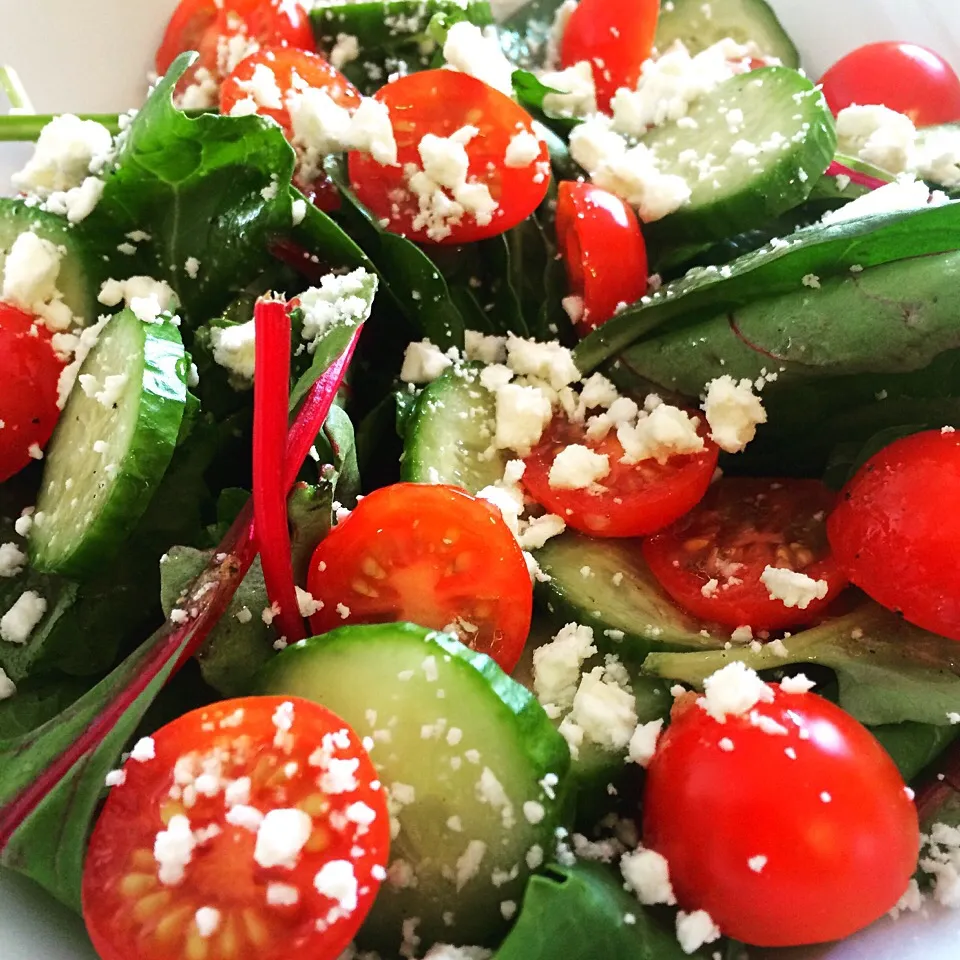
748 854 768 873
505 335 580 389
313 859 358 921
779 673 816 694
698 662 774 723
493 382 553 454
628 718 664 767
570 666 638 751
455 839 488 890
836 104 916 175
621 848 676 905
296 586 324 618
267 882 300 906
443 22 515 97
0 666 16 701
504 130 542 168
617 403 704 464
540 61 597 118
184 257 200 279
329 33 360 70
12 114 112 195
821 174 947 225
98 276 177 324
210 321 256 383
702 375 767 453
548 444 610 489
154 814 196 886
130 737 156 762
464 330 506 364
0 590 47 644
195 906 221 938
760 566 828 610
254 808 313 869
0 542 27 577
532 622 597 711
400 339 454 384
676 909 721 954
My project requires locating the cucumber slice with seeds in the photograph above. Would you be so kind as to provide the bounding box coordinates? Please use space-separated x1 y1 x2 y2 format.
30 309 188 576
258 622 570 953
643 66 836 246
656 0 799 68
0 198 99 324
402 363 506 493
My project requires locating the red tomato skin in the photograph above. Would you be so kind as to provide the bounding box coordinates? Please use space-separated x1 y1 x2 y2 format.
522 413 719 539
306 483 532 672
820 42 960 126
828 429 960 641
83 696 390 960
643 687 920 947
347 70 550 245
642 478 846 632
0 304 65 482
560 0 660 111
156 0 219 76
556 181 647 334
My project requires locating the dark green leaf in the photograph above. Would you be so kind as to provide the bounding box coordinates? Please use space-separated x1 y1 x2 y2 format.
643 599 960 727
0 677 90 739
512 70 583 136
84 52 297 327
822 424 929 490
871 722 960 782
288 482 334 585
494 862 713 960
311 404 361 506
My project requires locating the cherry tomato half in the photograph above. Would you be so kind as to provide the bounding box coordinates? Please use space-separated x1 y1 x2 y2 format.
347 70 550 245
643 478 846 632
306 483 532 672
643 684 920 947
156 0 315 97
521 410 719 538
827 428 960 641
0 303 65 482
83 696 389 960
556 181 647 334
820 42 960 127
560 0 660 111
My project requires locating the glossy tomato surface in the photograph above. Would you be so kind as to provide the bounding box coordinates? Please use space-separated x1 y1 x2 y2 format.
828 428 960 640
307 483 532 672
556 181 648 334
522 411 718 538
643 478 846 631
643 684 920 947
347 70 549 244
820 41 960 125
0 303 65 482
83 697 389 960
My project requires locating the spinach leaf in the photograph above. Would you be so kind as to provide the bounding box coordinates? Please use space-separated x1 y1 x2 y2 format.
0 677 91 740
643 599 960 727
311 404 361 506
822 424 929 490
494 862 713 960
289 482 334 584
84 52 297 328
512 70 582 135
575 200 960 374
871 722 960 782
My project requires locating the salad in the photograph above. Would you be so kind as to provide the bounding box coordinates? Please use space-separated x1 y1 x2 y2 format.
1 0 960 958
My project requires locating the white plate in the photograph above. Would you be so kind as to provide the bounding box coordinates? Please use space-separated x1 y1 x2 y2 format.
1 2 959 958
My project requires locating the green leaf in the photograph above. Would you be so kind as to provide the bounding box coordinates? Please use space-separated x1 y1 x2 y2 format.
0 677 91 739
871 722 960 782
494 862 713 960
643 599 960 727
325 156 466 350
575 200 960 374
84 52 297 327
288 482 334 585
822 424 929 490
512 70 582 135
311 404 361 506
159 547 275 697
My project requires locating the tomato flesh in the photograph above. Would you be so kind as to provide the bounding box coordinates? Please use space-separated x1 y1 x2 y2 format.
83 696 389 960
643 685 920 947
521 411 719 539
0 303 65 482
556 181 647 334
560 0 660 111
306 483 532 672
820 42 960 126
642 478 846 631
827 428 960 641
347 70 550 245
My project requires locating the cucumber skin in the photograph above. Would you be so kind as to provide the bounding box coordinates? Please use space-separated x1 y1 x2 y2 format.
258 622 572 949
31 312 188 577
645 68 837 248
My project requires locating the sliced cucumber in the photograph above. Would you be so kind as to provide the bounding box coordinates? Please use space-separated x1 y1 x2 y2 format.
0 198 99 324
656 0 799 67
401 363 506 493
535 531 727 666
258 622 571 953
644 67 836 246
30 309 188 576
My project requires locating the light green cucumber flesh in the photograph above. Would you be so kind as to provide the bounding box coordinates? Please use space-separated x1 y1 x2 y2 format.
30 308 187 576
258 622 570 953
656 0 800 67
644 67 836 245
401 364 506 494
0 198 98 324
534 531 727 666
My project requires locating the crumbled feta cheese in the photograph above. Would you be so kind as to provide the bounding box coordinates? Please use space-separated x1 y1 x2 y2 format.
748 854 768 873
676 909 721 954
0 590 47 644
443 22 515 97
476 767 515 828
210 321 256 383
628 718 664 767
2 232 63 318
698 662 774 723
464 330 506 364
298 268 376 349
540 61 598 118
184 257 200 279
130 737 156 762
493 383 553 454
41 176 106 223
505 335 580 389
570 666 638 752
760 566 829 610
267 882 301 906
617 403 704 464
314 859 358 921
400 340 454 384
346 98 398 167
194 907 221 938
517 513 566 551
836 104 916 175
821 174 947 225
330 33 360 70
235 62 284 109
579 373 619 410
621 848 676 905
780 673 816 694
532 622 597 711
548 444 610 489
0 542 27 578
455 839 488 891
0 666 15 701
98 276 177 324
254 808 313 869
702 376 767 453
154 814 196 886
295 586 324 618
12 114 112 195
504 129 542 168
291 198 308 225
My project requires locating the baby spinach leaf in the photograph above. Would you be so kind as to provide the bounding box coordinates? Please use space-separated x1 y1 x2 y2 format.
85 52 297 328
512 70 582 135
643 599 960 727
311 404 361 506
289 482 334 584
871 722 960 782
494 862 713 960
575 200 960 374
0 677 91 740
